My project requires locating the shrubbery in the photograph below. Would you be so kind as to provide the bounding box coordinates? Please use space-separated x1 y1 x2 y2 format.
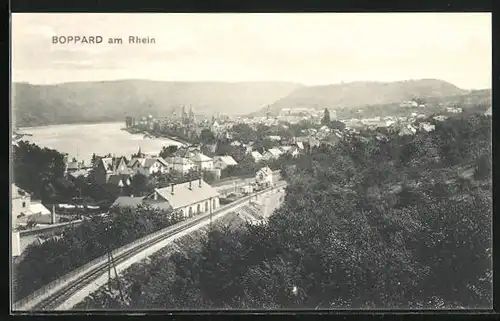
90 113 492 309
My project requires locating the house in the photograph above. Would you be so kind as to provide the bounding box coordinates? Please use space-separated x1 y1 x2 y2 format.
90 156 131 185
280 146 300 157
446 107 463 114
164 156 195 174
66 160 82 174
12 232 20 257
111 196 145 208
250 151 263 162
484 107 492 116
129 157 169 176
107 174 133 188
255 167 274 187
68 169 90 182
433 115 448 122
211 120 222 136
12 184 30 227
262 148 283 161
399 125 417 136
419 122 436 132
143 179 220 219
189 153 214 171
12 184 53 226
268 135 281 142
213 155 238 170
230 141 242 147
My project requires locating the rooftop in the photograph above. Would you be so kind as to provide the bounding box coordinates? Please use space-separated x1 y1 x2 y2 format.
111 196 145 208
152 179 220 210
214 155 238 166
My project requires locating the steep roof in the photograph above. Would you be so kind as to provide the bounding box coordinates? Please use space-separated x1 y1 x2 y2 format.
112 196 145 208
143 157 169 168
214 155 238 166
28 202 51 215
251 151 263 158
165 156 194 165
108 174 131 186
190 153 212 162
69 169 89 179
257 166 273 177
12 184 28 199
67 161 79 170
129 157 147 167
152 179 220 210
267 148 283 156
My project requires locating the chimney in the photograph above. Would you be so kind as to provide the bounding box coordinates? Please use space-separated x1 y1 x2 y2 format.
51 204 56 225
189 180 192 190
171 183 174 194
199 178 202 188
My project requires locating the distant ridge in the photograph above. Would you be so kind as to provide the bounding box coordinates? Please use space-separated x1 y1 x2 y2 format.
12 80 303 127
250 79 472 116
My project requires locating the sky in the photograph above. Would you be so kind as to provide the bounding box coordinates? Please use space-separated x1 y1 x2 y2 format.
11 13 492 90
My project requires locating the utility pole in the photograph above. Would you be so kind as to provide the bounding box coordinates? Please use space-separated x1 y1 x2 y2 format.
110 250 125 302
209 196 213 230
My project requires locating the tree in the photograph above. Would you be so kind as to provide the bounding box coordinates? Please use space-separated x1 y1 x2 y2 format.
474 154 491 181
329 120 346 131
159 145 178 159
13 141 66 201
130 173 150 196
199 129 216 145
91 153 99 168
322 108 330 125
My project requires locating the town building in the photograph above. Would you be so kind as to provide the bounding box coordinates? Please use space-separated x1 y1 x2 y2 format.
189 153 214 171
250 151 263 162
399 125 417 136
213 155 238 170
107 174 132 188
280 146 300 157
164 156 195 174
90 156 131 185
12 184 53 227
255 167 274 188
418 122 436 132
446 107 463 114
111 196 145 208
400 100 419 108
433 115 448 122
12 232 20 257
262 148 283 161
129 157 170 176
143 179 220 218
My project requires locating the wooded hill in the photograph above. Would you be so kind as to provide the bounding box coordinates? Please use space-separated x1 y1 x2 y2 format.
12 80 302 127
250 79 489 117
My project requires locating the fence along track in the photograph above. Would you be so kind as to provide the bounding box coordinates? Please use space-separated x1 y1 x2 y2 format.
13 183 286 311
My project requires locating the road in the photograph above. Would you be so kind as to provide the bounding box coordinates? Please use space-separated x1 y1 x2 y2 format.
13 183 286 311
261 187 286 218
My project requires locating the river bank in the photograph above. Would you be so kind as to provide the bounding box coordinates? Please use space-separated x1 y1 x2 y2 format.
16 122 184 164
121 127 192 146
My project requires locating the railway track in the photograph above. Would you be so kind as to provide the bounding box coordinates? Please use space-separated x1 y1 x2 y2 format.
14 183 286 312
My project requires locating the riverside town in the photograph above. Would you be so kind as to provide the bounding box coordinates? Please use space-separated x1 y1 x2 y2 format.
11 12 492 312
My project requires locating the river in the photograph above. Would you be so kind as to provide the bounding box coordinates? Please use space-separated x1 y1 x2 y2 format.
17 122 184 164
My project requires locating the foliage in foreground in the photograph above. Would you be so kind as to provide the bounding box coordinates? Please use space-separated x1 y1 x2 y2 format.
83 113 493 310
13 206 183 301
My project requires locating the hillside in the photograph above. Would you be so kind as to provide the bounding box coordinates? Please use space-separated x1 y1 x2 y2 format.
252 79 470 116
12 80 303 127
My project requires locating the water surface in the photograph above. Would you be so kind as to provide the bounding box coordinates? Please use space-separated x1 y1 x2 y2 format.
18 122 183 164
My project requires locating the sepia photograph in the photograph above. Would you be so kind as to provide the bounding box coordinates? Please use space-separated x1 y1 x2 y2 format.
10 13 492 311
